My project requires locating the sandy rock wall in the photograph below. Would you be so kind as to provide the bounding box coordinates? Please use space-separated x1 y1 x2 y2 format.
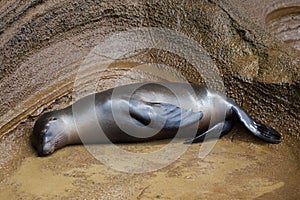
0 1 299 199
0 0 299 161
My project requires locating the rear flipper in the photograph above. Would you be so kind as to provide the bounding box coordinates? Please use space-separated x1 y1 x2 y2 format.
231 103 281 144
184 120 234 144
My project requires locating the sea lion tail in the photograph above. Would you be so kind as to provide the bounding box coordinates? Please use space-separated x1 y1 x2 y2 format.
230 102 281 144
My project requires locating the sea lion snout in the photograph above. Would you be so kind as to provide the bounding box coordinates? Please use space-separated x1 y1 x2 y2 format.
32 112 68 156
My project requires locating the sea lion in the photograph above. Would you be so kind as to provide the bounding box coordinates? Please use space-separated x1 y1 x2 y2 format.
31 82 281 156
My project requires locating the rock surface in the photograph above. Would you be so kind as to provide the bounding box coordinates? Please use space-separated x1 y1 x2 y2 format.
0 0 299 199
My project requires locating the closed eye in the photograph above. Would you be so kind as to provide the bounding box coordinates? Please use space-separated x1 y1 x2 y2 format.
49 117 57 121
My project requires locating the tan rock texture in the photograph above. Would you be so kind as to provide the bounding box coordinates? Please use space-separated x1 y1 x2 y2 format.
0 0 299 199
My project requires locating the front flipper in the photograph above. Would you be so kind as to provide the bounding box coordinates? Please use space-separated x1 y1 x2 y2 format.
129 99 203 129
184 120 234 144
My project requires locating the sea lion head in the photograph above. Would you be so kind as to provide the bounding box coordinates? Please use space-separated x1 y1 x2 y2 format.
31 111 70 156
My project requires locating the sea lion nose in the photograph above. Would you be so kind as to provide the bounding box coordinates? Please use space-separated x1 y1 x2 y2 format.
42 142 54 156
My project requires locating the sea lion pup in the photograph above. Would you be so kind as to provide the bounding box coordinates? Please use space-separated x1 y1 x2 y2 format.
31 82 281 156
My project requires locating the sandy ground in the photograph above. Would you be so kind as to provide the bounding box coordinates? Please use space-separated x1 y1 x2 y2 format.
0 121 299 199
